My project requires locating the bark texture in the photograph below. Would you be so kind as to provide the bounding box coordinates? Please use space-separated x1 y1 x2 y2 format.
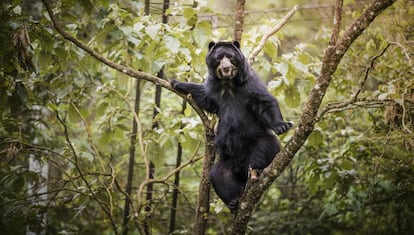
233 0 245 42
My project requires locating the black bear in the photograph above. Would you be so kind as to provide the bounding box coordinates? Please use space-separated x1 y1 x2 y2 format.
171 41 292 213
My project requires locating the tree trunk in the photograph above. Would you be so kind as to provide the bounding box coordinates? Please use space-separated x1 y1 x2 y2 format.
122 77 141 235
169 100 186 234
233 0 245 42
192 126 215 235
145 2 169 233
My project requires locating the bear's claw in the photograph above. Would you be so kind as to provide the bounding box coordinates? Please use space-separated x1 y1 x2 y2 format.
275 122 293 135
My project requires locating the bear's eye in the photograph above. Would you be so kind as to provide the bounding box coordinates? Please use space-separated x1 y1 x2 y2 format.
226 54 233 59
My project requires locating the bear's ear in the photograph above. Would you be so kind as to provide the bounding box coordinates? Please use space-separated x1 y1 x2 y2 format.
232 41 240 49
208 41 216 50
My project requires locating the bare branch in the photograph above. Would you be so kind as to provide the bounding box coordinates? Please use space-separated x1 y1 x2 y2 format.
136 142 203 217
319 98 393 117
248 6 297 64
317 42 394 121
55 112 119 235
355 42 392 99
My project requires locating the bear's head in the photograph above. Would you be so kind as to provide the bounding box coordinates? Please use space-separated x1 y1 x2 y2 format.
206 41 247 83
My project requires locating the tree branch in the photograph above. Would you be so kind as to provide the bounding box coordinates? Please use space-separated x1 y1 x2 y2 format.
355 42 392 99
40 0 209 127
248 5 297 64
136 141 203 213
55 112 119 235
317 42 394 121
230 0 397 234
328 0 343 47
318 98 393 118
41 0 162 86
193 125 216 235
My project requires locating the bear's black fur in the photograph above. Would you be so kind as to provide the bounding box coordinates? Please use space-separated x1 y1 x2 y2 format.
171 41 292 212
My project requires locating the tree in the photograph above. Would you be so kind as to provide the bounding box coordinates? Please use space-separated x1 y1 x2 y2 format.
1 0 413 234
230 0 401 233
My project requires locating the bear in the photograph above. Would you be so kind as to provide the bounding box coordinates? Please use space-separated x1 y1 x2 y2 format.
171 41 292 213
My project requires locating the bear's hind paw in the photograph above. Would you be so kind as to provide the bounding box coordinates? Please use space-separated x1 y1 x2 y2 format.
275 122 293 135
228 198 240 214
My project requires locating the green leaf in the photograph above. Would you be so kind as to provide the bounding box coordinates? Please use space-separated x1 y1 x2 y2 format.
99 130 113 146
46 102 58 111
164 35 180 54
284 84 300 107
145 24 161 40
183 7 197 19
13 6 21 15
340 159 353 170
308 129 324 147
193 21 211 47
15 82 28 104
78 0 94 14
11 175 25 192
268 80 282 90
274 62 290 85
127 35 141 46
25 171 40 184
322 203 338 217
263 40 278 57
56 85 73 100
184 107 192 117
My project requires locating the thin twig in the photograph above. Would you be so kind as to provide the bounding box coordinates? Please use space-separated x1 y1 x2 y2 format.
103 84 149 179
316 42 396 122
55 112 119 235
136 141 203 213
248 5 297 64
70 102 106 171
69 102 117 218
355 42 392 100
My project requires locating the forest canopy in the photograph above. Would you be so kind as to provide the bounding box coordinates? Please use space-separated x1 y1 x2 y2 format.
1 0 413 234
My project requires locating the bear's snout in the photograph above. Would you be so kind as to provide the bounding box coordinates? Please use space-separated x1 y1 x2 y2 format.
217 56 237 79
222 66 231 73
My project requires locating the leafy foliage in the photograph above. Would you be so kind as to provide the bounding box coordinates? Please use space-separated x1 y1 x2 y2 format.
0 0 413 234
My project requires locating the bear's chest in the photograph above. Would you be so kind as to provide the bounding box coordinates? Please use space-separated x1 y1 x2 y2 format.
209 81 244 102
207 80 257 124
212 87 247 111
213 90 255 123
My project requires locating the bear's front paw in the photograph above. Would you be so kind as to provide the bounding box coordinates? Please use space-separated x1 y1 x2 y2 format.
274 122 293 135
170 79 179 88
170 79 185 93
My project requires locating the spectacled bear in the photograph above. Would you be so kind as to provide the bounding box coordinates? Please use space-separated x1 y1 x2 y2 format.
171 41 292 213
